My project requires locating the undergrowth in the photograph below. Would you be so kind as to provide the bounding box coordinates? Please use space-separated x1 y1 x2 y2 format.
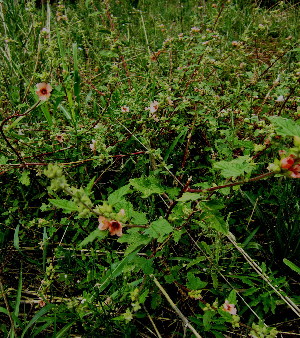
0 0 300 337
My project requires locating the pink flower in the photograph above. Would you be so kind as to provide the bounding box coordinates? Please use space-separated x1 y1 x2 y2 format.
121 106 130 113
41 27 50 38
36 83 52 101
89 139 96 153
223 300 237 315
98 216 123 237
290 164 300 178
145 100 159 113
56 134 65 143
231 40 240 47
191 26 200 33
290 171 300 178
280 155 295 170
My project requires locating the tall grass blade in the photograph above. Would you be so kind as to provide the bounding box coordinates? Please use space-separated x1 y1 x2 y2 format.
283 258 300 275
20 304 54 338
13 224 20 250
13 268 22 320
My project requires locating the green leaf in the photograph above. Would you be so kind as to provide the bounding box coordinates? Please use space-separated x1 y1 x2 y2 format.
99 50 119 58
214 156 255 178
130 211 148 225
164 127 188 162
21 304 54 338
283 258 300 274
49 199 78 213
133 256 154 274
186 272 207 290
19 170 30 186
58 104 72 120
118 232 151 255
0 155 8 165
108 184 132 205
218 308 234 322
130 176 165 198
55 321 76 338
227 289 237 304
14 223 20 250
40 104 53 127
200 202 229 234
269 116 300 137
177 192 202 202
0 306 9 316
203 310 214 331
173 229 186 243
144 218 173 242
14 268 22 319
85 176 96 195
97 251 137 293
78 228 108 248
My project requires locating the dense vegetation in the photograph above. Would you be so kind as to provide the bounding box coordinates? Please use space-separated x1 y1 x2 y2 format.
0 0 300 336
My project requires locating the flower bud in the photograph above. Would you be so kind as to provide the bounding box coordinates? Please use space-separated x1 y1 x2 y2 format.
294 136 300 147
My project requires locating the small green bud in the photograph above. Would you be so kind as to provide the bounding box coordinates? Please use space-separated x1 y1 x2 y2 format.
294 136 300 147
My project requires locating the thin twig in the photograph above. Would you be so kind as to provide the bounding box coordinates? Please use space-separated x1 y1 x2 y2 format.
187 172 275 193
143 305 163 338
227 233 300 318
150 275 202 338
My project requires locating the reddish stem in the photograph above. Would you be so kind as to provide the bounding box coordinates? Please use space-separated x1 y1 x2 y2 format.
187 172 275 194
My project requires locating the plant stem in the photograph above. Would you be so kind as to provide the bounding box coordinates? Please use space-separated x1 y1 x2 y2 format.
187 172 275 194
151 275 202 338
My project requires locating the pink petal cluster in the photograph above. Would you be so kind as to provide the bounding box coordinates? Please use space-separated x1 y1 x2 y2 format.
98 216 123 237
280 154 300 178
223 300 237 315
121 106 130 113
36 83 52 101
90 139 96 153
145 101 159 113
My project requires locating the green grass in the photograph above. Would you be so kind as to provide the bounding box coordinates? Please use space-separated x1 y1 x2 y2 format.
0 0 300 336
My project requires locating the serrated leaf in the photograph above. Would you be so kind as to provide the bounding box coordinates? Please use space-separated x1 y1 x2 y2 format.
49 199 78 213
200 202 229 234
85 176 96 195
204 212 228 234
186 256 206 269
218 308 234 322
78 228 108 248
108 184 132 205
177 192 202 201
227 289 237 304
213 156 255 178
173 229 186 243
118 231 151 255
186 272 207 290
203 310 214 331
131 211 148 224
130 176 165 198
269 116 300 137
133 256 154 274
0 155 8 165
144 218 173 242
19 170 30 186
